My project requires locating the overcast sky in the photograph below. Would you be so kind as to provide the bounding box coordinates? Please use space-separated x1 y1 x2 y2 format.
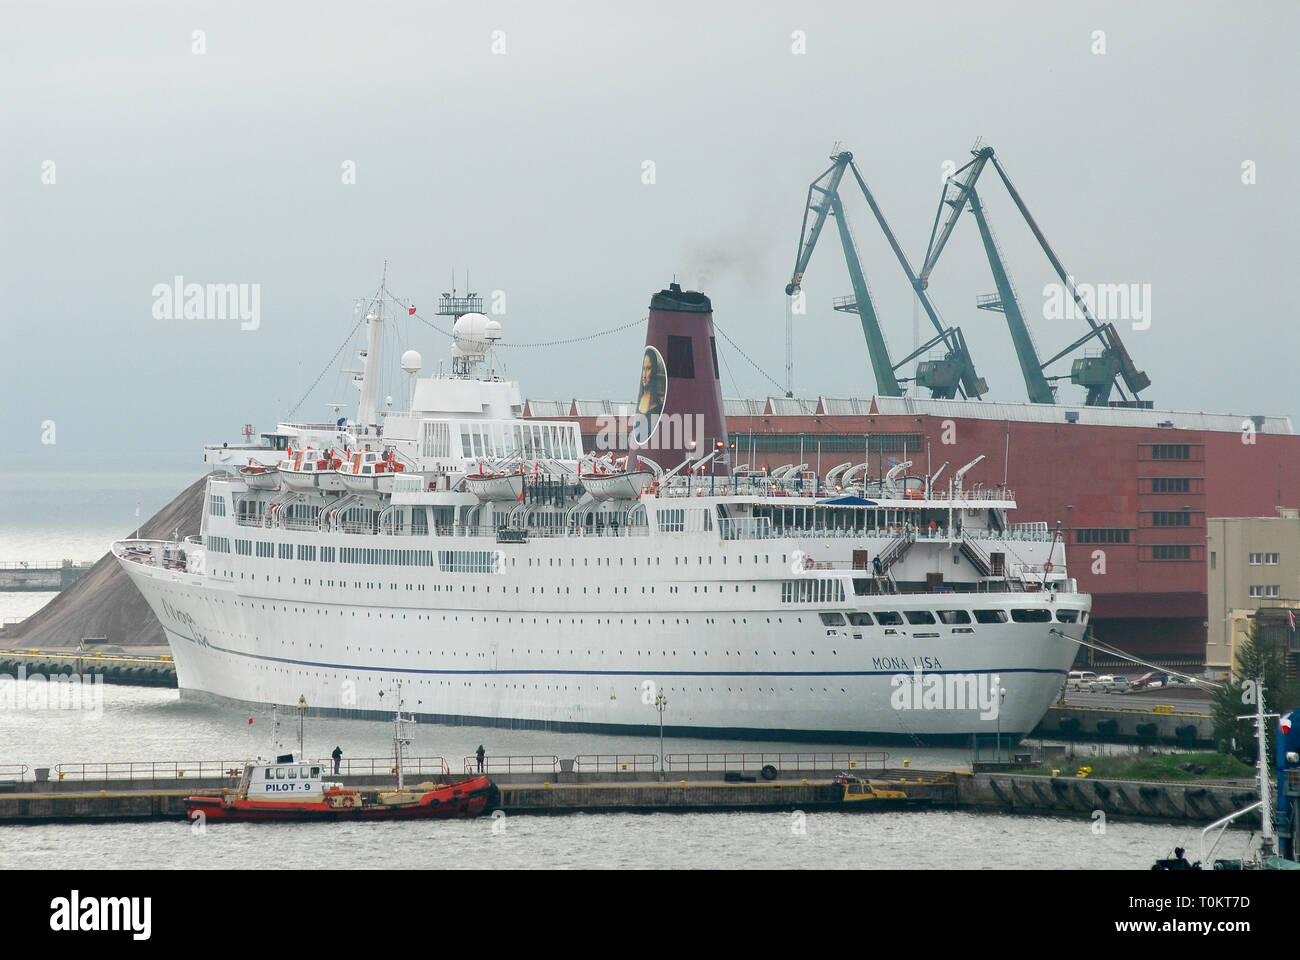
2 0 1296 470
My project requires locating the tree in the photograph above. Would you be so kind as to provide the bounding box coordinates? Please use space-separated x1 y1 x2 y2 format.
1212 625 1299 764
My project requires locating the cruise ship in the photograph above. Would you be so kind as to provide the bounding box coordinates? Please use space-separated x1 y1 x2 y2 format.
114 278 1089 744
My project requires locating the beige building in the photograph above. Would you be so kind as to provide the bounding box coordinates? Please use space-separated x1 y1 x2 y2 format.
1206 509 1300 672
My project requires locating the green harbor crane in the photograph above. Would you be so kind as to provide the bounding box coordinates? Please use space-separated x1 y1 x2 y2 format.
786 150 988 400
919 143 1151 406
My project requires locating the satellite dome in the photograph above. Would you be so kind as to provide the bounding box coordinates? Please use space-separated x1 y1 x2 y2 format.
401 349 423 374
452 313 502 357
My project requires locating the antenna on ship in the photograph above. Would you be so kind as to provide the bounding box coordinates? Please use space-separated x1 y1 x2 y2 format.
390 680 415 792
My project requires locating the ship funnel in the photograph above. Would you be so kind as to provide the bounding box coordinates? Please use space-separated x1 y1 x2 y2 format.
628 282 730 476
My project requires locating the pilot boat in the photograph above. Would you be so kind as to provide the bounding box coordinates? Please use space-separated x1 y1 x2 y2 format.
186 701 497 822
185 759 496 822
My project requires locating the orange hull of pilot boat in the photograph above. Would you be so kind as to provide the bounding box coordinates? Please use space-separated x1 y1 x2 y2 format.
186 756 497 822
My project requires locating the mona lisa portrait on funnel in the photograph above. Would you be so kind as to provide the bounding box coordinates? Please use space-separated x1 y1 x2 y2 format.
632 345 667 445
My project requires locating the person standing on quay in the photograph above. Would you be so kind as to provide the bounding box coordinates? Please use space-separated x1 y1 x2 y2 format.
476 745 485 773
332 745 343 775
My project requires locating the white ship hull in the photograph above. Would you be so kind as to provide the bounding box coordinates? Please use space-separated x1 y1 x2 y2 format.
114 533 1084 743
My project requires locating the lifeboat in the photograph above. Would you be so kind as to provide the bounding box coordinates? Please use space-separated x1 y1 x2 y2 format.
465 464 526 502
239 460 281 490
279 447 346 491
186 754 497 822
337 449 407 493
580 462 656 500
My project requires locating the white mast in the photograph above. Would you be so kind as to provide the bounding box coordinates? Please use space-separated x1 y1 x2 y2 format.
356 263 387 431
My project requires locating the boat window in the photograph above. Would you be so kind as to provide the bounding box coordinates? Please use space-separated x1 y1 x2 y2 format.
287 767 297 779
875 611 903 626
819 612 845 626
1011 608 1053 623
311 767 321 777
264 768 273 780
904 611 936 625
1056 610 1079 623
938 610 972 624
973 609 1008 624
300 767 310 779
848 612 873 626
275 767 286 779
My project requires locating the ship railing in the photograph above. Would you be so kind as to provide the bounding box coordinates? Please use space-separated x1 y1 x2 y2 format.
0 764 30 782
52 761 249 782
0 560 92 571
664 751 890 773
962 527 1055 543
235 514 269 528
282 516 319 531
463 755 560 775
316 756 450 778
573 754 660 773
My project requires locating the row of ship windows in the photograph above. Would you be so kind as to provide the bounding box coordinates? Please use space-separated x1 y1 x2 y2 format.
223 601 805 629
819 608 1085 626
212 571 766 597
211 538 786 571
230 663 886 697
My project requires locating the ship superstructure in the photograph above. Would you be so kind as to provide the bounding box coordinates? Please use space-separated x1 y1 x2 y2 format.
114 279 1089 744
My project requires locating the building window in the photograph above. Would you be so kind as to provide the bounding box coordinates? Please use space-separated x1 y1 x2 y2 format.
1250 585 1282 599
1076 528 1131 544
1150 477 1191 493
1150 443 1191 460
1151 511 1191 527
1151 545 1191 561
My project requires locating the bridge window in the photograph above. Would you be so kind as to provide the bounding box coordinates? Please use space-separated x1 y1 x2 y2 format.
1056 610 1079 623
904 611 936 625
1010 608 1052 623
973 609 1008 624
848 612 873 626
875 611 903 626
819 612 845 626
937 610 971 625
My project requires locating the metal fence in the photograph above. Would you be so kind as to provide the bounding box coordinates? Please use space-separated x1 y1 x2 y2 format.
573 754 659 772
318 756 449 777
0 764 30 782
664 752 890 773
463 755 560 774
53 761 248 781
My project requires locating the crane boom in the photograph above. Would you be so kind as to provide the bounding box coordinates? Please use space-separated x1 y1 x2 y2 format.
967 186 1054 404
988 153 1151 399
785 150 986 400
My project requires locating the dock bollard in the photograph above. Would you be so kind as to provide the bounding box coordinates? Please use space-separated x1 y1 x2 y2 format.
903 759 910 767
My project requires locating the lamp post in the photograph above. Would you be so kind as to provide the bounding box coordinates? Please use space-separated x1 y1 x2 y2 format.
996 686 1006 763
296 694 307 758
655 687 668 780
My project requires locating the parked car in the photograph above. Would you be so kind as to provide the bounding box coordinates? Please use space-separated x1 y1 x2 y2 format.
1089 675 1129 693
1130 671 1167 691
1067 670 1098 691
